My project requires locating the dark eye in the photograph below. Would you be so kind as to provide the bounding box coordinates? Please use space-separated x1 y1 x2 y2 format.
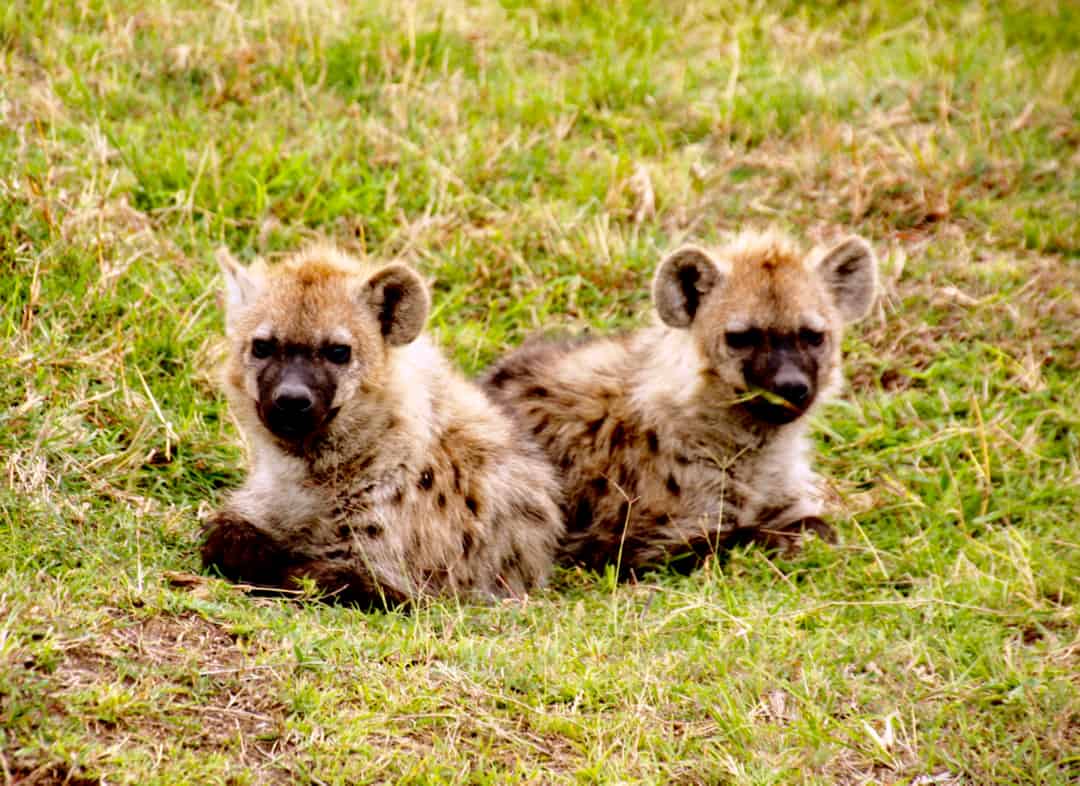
725 328 762 350
322 344 352 364
251 338 276 359
799 328 825 347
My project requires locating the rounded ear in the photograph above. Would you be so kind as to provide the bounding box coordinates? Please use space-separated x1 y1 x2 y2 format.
362 263 430 346
652 245 724 328
816 236 878 323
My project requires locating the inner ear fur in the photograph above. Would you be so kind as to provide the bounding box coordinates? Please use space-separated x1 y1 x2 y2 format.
363 263 430 346
652 245 724 328
816 236 878 323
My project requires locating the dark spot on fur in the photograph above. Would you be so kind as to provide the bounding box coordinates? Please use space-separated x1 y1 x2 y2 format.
465 497 479 516
437 493 447 509
616 465 638 491
755 505 793 526
526 385 549 398
571 497 593 531
645 429 659 453
324 546 351 560
452 464 462 492
391 488 404 505
386 415 398 430
559 455 573 470
356 454 375 471
654 513 670 527
462 531 474 558
487 367 513 388
586 418 604 436
666 474 681 496
610 422 626 449
418 468 434 490
365 523 382 538
512 502 551 525
675 453 691 466
501 546 523 575
531 418 549 437
590 477 608 494
337 524 352 538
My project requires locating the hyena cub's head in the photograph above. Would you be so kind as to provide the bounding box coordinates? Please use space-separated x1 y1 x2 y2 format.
218 246 430 449
653 230 877 425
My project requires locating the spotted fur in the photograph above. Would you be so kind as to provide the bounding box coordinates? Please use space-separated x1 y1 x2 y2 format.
483 230 877 576
202 245 564 605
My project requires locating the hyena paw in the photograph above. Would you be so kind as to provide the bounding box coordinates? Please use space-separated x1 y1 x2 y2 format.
200 512 288 586
755 516 836 554
281 559 411 610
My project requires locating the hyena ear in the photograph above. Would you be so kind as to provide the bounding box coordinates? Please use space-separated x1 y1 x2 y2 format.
817 236 878 323
363 263 431 346
216 248 266 325
652 245 725 328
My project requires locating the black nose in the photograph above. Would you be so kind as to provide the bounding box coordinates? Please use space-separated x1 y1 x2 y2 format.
273 389 313 414
775 380 810 408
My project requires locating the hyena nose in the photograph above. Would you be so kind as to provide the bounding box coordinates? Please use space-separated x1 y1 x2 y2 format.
775 379 811 409
273 386 314 414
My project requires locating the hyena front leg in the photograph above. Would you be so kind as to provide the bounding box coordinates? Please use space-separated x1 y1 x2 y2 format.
200 511 293 588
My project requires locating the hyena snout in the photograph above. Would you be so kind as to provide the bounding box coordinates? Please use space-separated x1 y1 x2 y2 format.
743 347 819 425
258 359 336 441
771 365 812 409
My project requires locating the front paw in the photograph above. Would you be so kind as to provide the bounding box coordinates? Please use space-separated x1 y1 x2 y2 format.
201 512 288 586
281 559 412 610
754 516 836 554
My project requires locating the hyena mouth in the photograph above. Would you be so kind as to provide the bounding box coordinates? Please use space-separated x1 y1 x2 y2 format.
258 400 337 444
741 389 812 426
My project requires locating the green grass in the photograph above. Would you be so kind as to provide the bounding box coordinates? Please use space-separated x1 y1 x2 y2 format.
1 0 1077 783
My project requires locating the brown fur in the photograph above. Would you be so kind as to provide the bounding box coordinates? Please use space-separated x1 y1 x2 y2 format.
202 245 564 606
483 230 877 576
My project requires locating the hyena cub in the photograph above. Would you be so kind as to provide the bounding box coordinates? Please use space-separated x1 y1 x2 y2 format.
484 230 877 576
201 245 563 605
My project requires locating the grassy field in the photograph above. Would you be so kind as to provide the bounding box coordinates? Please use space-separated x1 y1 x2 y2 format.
1 0 1078 783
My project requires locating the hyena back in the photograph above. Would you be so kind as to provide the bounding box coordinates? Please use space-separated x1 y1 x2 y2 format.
201 245 564 605
484 230 877 576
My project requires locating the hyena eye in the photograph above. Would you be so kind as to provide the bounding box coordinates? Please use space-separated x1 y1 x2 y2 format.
799 328 825 347
251 338 276 359
322 344 352 364
725 328 762 350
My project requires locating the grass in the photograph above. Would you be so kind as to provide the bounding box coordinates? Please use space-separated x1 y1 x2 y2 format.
1 0 1077 783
